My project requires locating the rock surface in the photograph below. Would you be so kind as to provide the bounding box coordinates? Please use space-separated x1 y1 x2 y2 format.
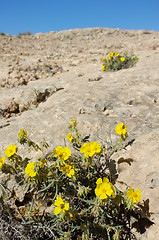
0 27 159 239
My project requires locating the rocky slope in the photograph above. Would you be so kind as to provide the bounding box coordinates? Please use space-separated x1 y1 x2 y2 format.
0 27 159 239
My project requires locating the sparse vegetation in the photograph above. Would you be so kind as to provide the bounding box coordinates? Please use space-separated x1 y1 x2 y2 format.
0 32 6 36
0 119 151 239
102 52 138 71
18 31 32 36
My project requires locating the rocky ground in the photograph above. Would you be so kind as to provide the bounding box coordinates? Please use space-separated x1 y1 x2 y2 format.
0 27 159 239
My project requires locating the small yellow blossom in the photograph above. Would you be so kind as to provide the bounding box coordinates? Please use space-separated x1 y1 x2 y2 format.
53 146 71 161
126 187 141 203
80 143 94 158
0 157 5 167
115 123 127 136
120 57 125 62
90 141 101 154
95 177 115 200
18 129 27 138
102 57 106 61
54 196 69 215
5 145 18 158
66 133 73 142
59 163 75 178
25 162 37 177
115 52 119 56
80 142 101 158
109 52 115 57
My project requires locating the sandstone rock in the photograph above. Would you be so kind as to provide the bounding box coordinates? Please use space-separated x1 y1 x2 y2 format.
112 129 159 239
0 173 25 202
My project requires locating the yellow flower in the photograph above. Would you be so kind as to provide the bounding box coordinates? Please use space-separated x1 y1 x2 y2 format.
95 177 115 200
5 145 18 158
80 143 94 158
115 123 127 136
126 187 141 203
60 163 75 178
102 65 106 71
66 133 73 142
102 57 106 61
80 142 101 158
18 129 27 138
109 52 115 57
0 157 5 167
25 162 37 177
53 146 71 161
120 57 125 62
54 196 69 215
90 141 101 154
115 52 119 56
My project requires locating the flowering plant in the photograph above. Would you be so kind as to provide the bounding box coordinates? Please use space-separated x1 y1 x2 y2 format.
0 121 149 240
102 51 138 71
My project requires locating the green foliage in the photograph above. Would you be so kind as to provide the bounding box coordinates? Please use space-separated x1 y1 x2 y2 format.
0 32 5 36
102 52 138 71
0 120 146 239
18 31 32 36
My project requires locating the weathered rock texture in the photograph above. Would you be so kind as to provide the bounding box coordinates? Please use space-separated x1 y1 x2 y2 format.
0 28 159 239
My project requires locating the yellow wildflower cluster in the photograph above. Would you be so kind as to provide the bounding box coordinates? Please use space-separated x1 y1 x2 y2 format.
126 187 141 203
0 157 5 167
80 142 101 158
95 177 115 200
0 121 144 239
25 162 37 177
60 163 75 178
54 196 69 215
102 51 138 72
53 146 71 161
70 118 77 128
5 144 18 158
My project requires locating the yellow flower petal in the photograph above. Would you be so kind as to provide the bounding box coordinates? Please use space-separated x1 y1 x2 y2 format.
103 177 109 183
96 178 102 185
99 193 108 200
54 196 64 206
54 206 62 215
